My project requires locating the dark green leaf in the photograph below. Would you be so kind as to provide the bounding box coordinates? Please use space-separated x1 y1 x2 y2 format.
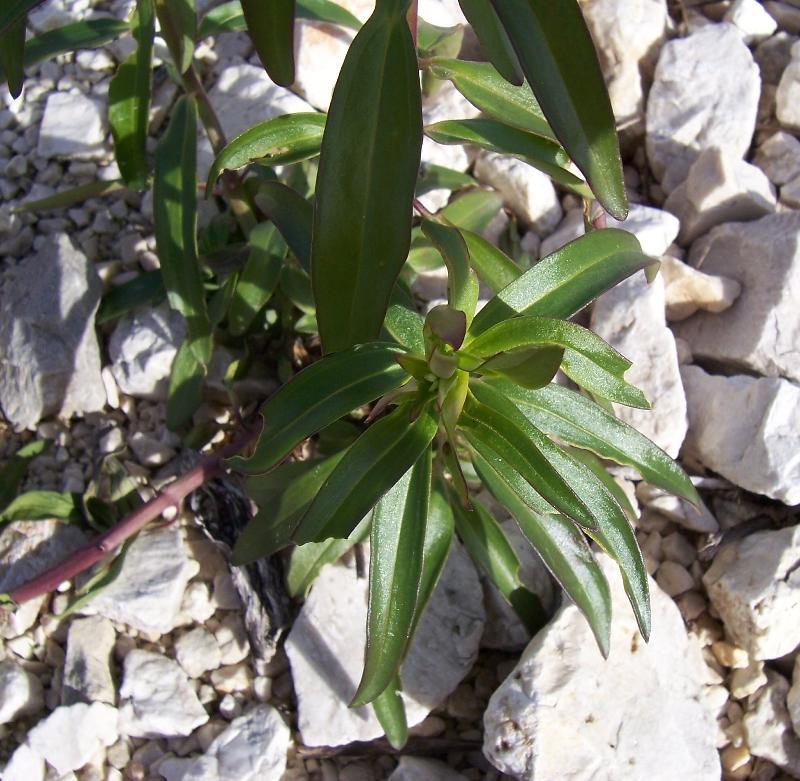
280 263 315 314
96 271 166 324
228 343 410 474
0 0 39 36
207 113 325 193
477 345 564 389
12 179 126 214
312 0 421 353
425 119 588 194
491 382 698 503
154 95 212 366
0 440 48 512
242 0 295 87
108 0 154 190
452 497 546 633
21 17 129 68
297 0 361 29
166 340 206 430
372 677 408 750
254 181 312 272
489 0 627 218
471 229 651 335
154 0 195 73
1 17 25 98
0 491 81 523
416 163 475 197
199 0 244 36
292 402 438 544
81 456 142 531
353 449 431 706
429 57 551 137
208 270 239 327
456 0 522 85
228 222 286 336
459 228 520 293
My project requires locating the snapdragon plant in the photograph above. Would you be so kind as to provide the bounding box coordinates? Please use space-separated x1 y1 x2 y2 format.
1 0 698 748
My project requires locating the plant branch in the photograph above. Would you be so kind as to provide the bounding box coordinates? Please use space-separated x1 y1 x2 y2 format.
6 427 258 605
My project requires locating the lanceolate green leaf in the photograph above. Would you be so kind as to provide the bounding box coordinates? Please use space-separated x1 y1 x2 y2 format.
21 18 130 67
207 113 325 193
254 181 312 272
490 381 698 503
0 491 82 523
0 440 49 512
297 0 361 29
425 119 588 195
489 0 627 218
477 345 563 389
474 448 611 655
166 340 206 430
0 0 39 36
227 343 410 474
383 302 425 354
0 17 25 98
97 271 166 324
242 0 296 87
228 221 286 336
456 0 522 85
429 58 551 139
312 0 421 353
459 228 520 293
154 0 195 74
153 96 212 365
372 677 408 750
354 450 432 706
108 0 155 190
12 179 126 214
471 229 650 334
452 498 546 633
293 403 438 544
416 163 475 197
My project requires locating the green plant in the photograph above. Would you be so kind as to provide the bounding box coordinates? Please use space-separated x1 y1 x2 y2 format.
1 0 699 748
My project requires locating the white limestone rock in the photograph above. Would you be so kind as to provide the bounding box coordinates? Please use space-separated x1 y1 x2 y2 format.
109 303 187 400
483 555 720 781
27 702 119 776
78 525 198 635
0 659 44 724
664 148 776 245
780 172 800 207
754 130 800 186
388 757 469 781
2 743 44 781
674 213 800 382
37 91 107 160
0 234 105 429
474 152 561 235
682 367 800 504
539 208 584 258
63 616 116 706
156 705 289 781
703 524 800 660
636 483 719 534
777 52 800 131
292 22 354 112
787 655 800 737
725 0 778 42
119 649 209 738
285 541 485 746
174 627 222 679
646 24 760 192
660 256 741 322
744 671 800 774
591 271 688 457
418 0 466 27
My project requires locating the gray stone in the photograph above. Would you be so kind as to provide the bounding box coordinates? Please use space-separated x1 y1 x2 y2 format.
664 148 776 245
63 615 116 705
174 627 222 679
388 757 469 781
483 555 720 781
78 525 198 635
646 24 760 192
755 32 797 85
591 271 688 457
37 92 107 160
787 655 800 736
725 0 779 42
109 303 187 400
766 0 800 33
754 130 800 186
635 483 719 534
27 702 119 776
744 671 800 774
660 256 741 322
118 649 209 738
0 659 44 724
0 234 105 429
285 541 485 746
682 367 800 504
777 56 800 131
703 524 800 660
155 705 290 781
674 214 800 382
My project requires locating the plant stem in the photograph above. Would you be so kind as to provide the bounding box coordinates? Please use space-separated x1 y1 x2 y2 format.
407 0 419 46
7 427 258 605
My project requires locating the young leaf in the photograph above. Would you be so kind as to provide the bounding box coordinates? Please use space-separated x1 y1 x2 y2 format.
0 17 25 98
154 95 212 366
108 0 154 190
489 0 627 218
372 677 408 750
241 0 295 86
416 163 475 197
0 440 48 512
96 271 166 324
353 449 432 706
421 220 479 326
471 229 651 335
477 345 564 389
227 222 286 336
428 57 551 138
0 491 82 523
233 454 346 563
383 303 425 354
154 0 195 74
312 0 422 353
474 448 611 655
425 119 589 194
20 18 130 68
166 340 206 430
227 343 410 474
207 113 325 194
254 181 312 272
459 228 520 293
452 497 546 633
491 381 699 503
456 0 522 83
292 403 438 544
